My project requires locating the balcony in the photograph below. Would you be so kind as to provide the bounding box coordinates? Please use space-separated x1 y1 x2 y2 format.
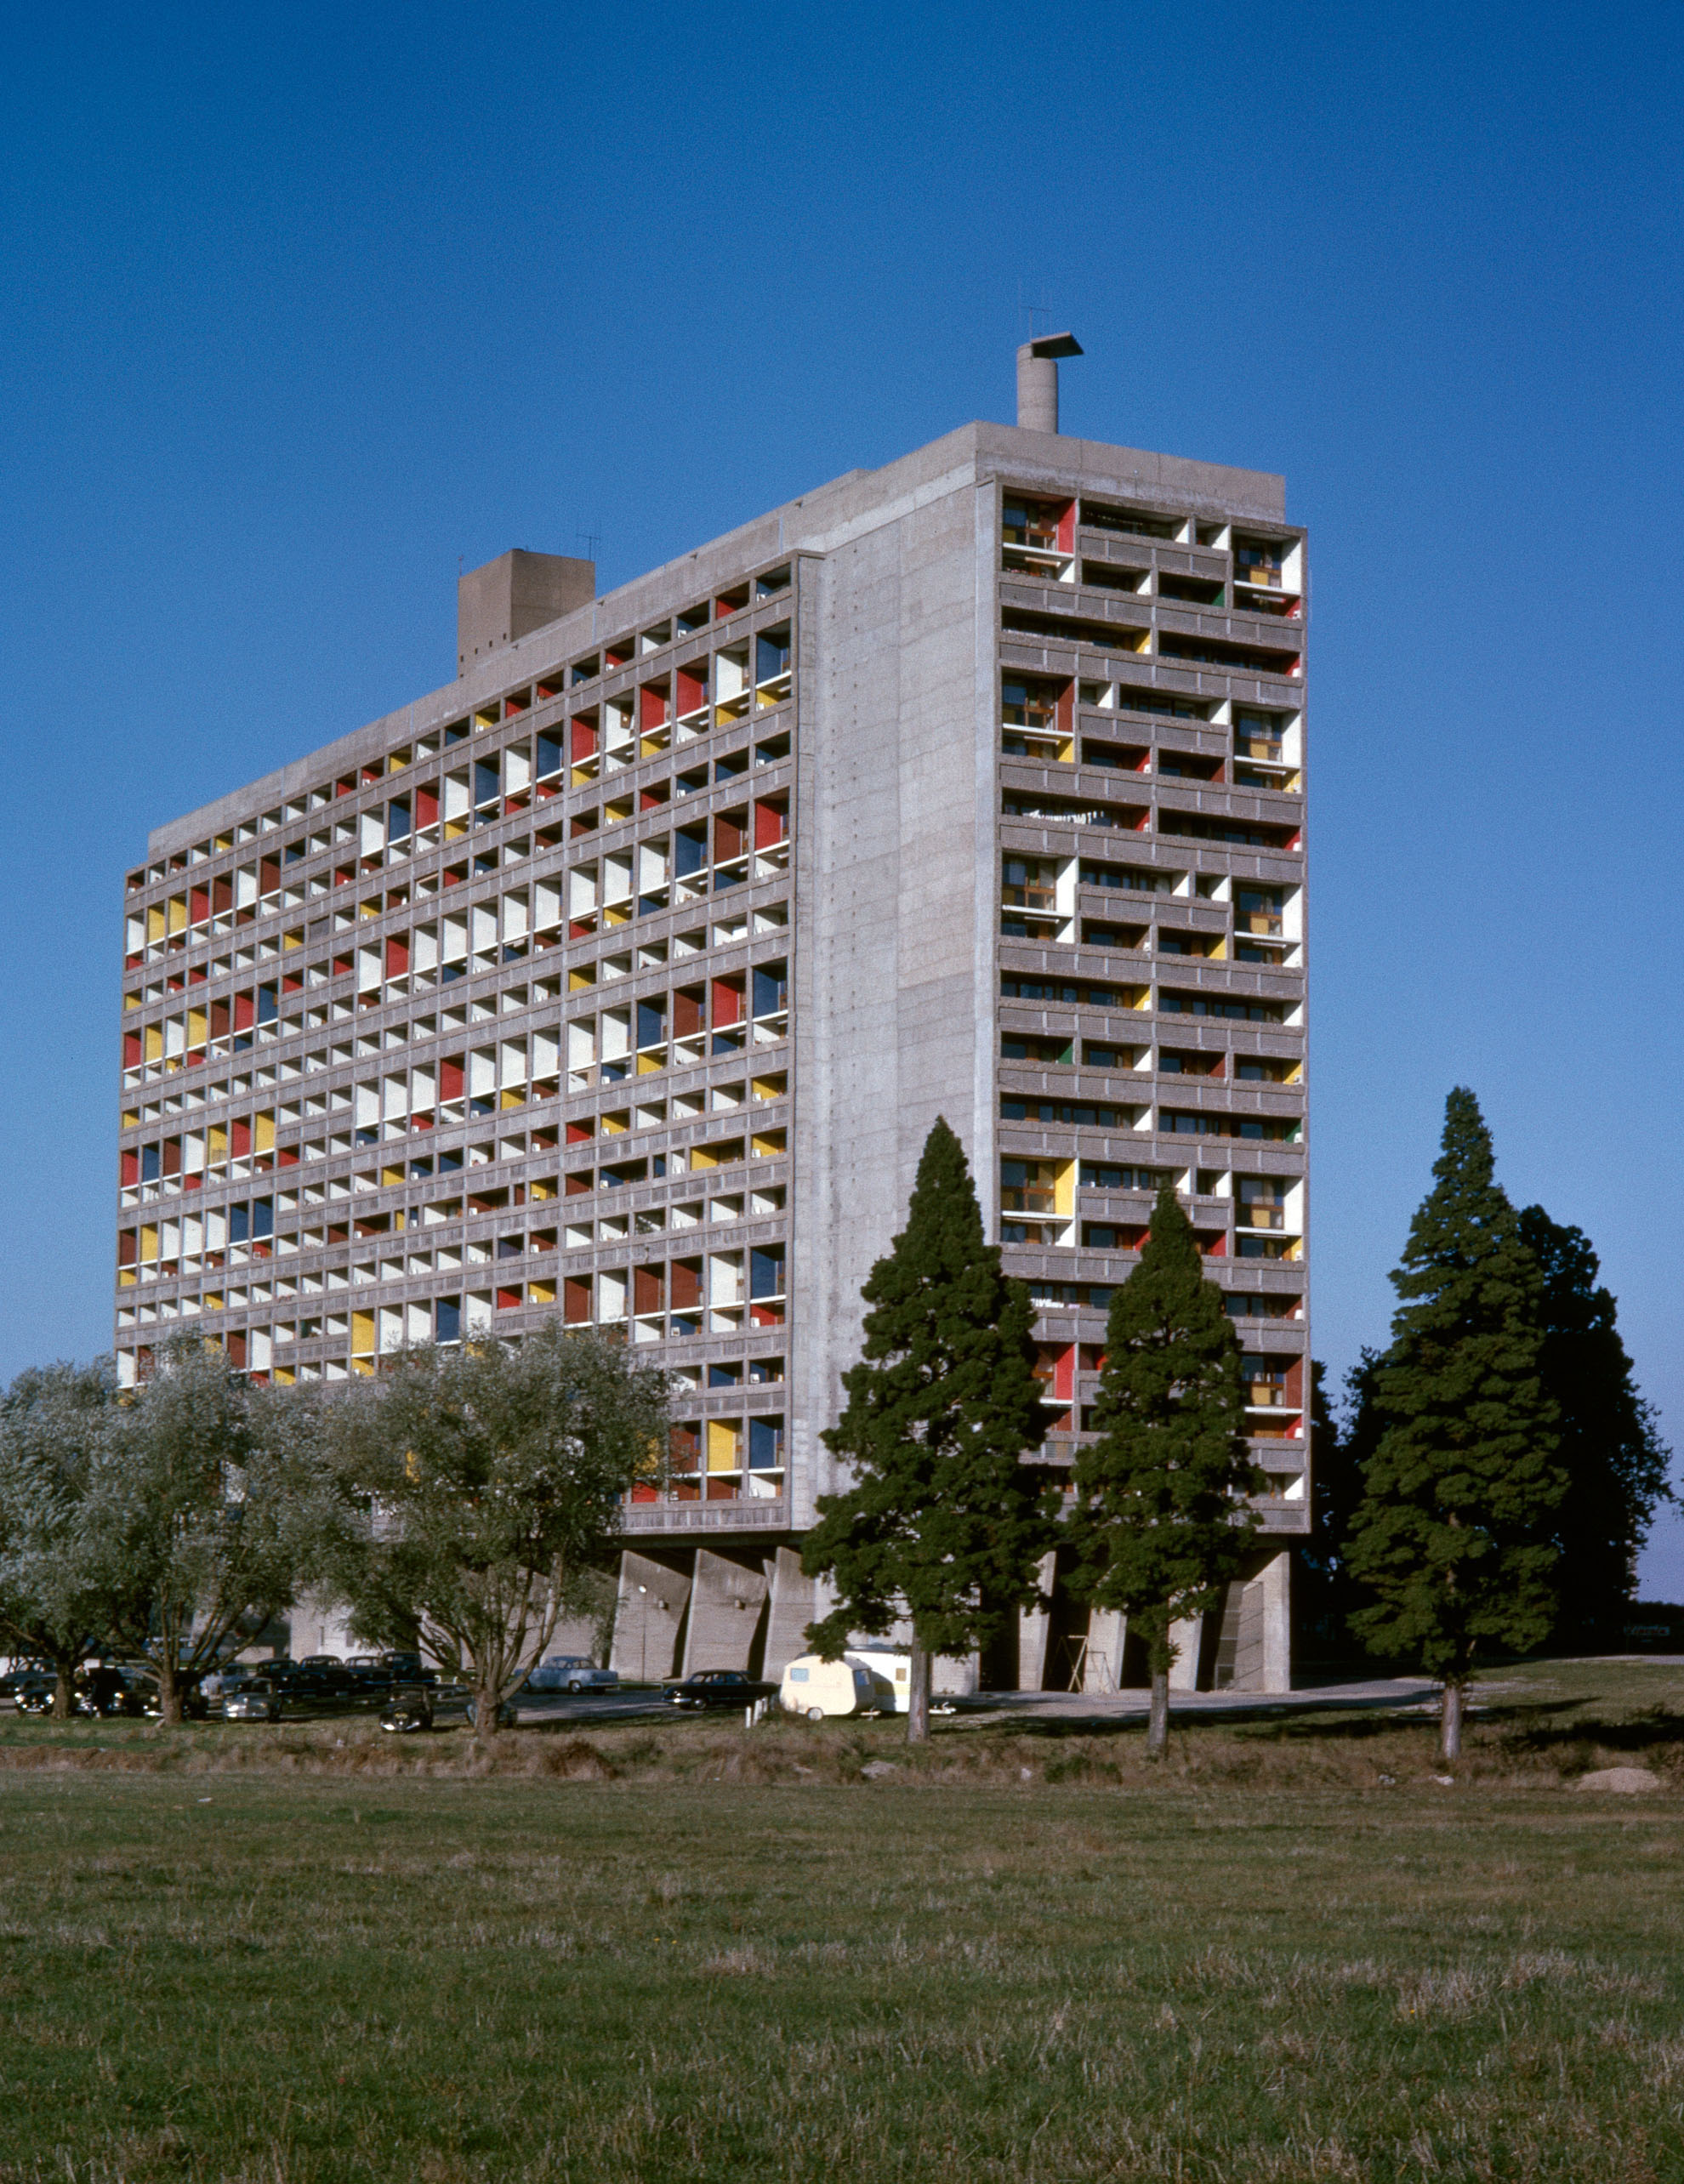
622 1498 788 1533
1002 1186 1056 1215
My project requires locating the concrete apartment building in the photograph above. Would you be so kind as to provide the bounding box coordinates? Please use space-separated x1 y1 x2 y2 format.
116 342 1308 1692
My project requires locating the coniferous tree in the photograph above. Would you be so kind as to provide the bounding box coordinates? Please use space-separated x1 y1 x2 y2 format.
1066 1186 1261 1755
802 1118 1050 1742
1517 1206 1672 1645
1345 1089 1566 1760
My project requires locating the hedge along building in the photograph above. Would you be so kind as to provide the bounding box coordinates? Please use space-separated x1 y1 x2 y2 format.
116 342 1308 1694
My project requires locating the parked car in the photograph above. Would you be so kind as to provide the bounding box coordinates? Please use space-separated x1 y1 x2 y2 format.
0 1660 52 1702
13 1673 58 1715
199 1664 253 1706
524 1656 619 1694
379 1681 435 1734
300 1654 344 1670
665 1669 780 1712
221 1679 282 1723
380 1680 475 1733
779 1652 907 1720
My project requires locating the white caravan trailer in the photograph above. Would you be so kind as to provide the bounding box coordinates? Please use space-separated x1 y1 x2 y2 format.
780 1649 911 1720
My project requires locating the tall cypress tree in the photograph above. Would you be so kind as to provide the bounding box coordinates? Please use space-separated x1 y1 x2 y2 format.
1066 1186 1260 1755
1517 1206 1672 1645
802 1117 1050 1742
1345 1089 1566 1760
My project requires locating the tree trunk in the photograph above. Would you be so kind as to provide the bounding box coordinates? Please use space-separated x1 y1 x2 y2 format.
473 1683 502 1744
1439 1678 1465 1762
157 1656 183 1726
52 1666 76 1720
907 1639 931 1744
1146 1667 1170 1757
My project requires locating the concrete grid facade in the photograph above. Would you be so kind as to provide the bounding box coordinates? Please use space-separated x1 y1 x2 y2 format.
116 395 1308 1694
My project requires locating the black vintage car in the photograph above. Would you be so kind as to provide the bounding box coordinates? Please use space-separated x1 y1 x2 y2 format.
664 1669 780 1712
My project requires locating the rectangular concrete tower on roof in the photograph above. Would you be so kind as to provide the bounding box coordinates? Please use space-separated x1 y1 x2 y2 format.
117 361 1309 1697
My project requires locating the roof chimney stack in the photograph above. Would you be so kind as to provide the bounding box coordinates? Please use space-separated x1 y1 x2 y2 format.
458 549 595 676
1016 332 1084 434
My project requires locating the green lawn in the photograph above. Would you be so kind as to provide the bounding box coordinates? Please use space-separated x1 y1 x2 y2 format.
2 1662 1682 2182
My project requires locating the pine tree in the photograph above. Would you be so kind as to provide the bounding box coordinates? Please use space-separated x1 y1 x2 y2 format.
802 1118 1051 1742
1345 1089 1566 1760
1066 1186 1261 1755
1517 1206 1672 1646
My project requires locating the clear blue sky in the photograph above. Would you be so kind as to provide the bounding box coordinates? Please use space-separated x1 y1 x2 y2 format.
3 3 1681 1582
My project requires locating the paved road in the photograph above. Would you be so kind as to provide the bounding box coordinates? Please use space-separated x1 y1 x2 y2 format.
505 1687 677 1728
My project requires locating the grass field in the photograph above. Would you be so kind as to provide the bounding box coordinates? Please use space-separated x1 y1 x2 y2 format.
2 1660 1682 2182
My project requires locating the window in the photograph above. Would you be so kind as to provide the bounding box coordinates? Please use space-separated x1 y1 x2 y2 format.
1081 1223 1142 1250
1079 501 1178 540
1003 856 1061 908
1001 1097 1135 1129
1225 1294 1300 1319
1159 992 1285 1025
1079 1163 1169 1192
1001 975 1140 1010
1080 861 1175 894
1003 1033 1073 1066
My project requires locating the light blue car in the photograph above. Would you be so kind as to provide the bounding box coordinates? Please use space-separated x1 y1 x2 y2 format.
524 1656 619 1694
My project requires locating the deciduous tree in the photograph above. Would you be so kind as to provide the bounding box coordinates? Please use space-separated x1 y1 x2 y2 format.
99 1339 334 1721
326 1322 668 1742
0 1360 135 1717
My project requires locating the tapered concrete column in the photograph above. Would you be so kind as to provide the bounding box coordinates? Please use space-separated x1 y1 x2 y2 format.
1260 1550 1292 1694
609 1552 690 1682
680 1550 770 1675
1084 1607 1125 1692
763 1546 819 1677
1168 1614 1204 1691
1017 1550 1057 1690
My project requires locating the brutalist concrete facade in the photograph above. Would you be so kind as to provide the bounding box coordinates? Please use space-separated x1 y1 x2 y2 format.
117 395 1308 1694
